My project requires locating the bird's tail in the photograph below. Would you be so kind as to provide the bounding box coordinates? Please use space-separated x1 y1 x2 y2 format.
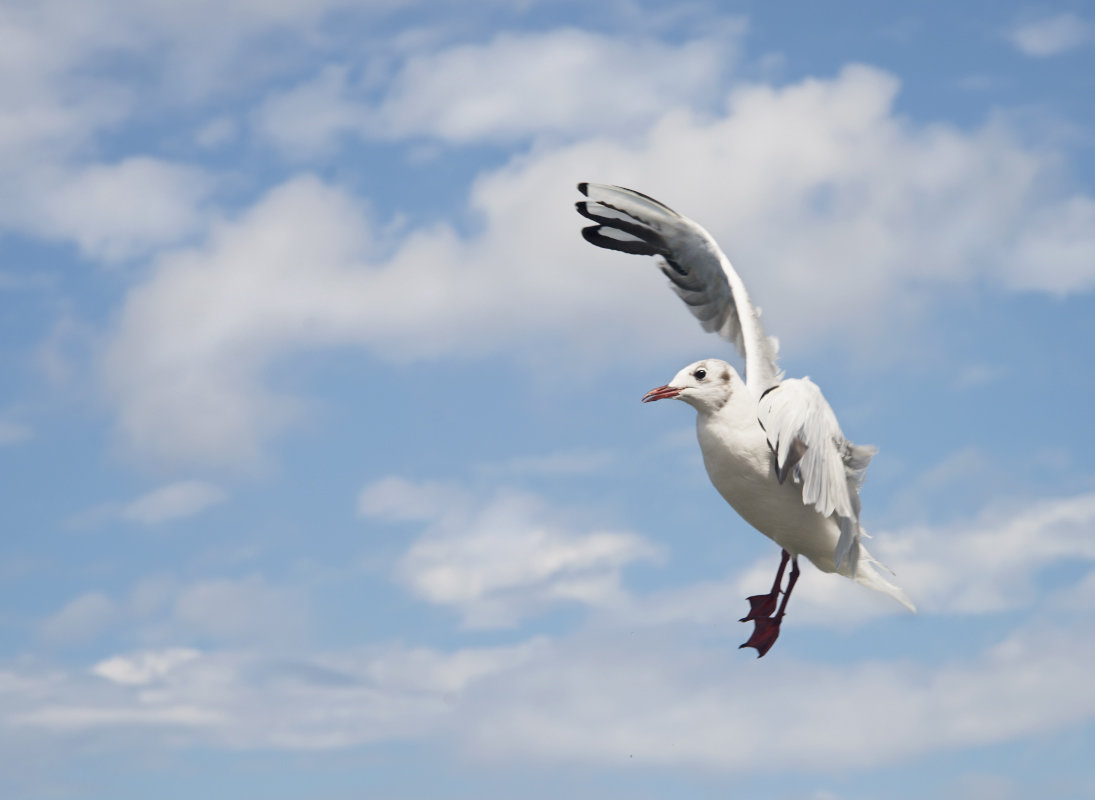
851 545 917 613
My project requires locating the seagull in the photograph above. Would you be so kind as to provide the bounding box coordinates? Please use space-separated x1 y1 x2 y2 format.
576 183 915 657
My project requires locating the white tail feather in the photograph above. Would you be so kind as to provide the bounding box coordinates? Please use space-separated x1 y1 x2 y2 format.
851 546 917 612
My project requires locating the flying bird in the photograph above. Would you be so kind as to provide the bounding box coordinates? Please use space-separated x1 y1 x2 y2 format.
576 183 915 657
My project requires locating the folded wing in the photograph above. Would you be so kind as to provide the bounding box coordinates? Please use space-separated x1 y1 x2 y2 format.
757 378 877 575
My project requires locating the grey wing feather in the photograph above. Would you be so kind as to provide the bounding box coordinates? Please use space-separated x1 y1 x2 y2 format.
757 379 877 575
577 183 782 394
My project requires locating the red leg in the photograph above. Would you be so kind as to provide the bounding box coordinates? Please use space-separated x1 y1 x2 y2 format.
739 549 789 622
740 554 800 658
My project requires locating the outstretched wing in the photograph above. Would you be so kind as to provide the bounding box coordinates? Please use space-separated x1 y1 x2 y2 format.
757 378 877 575
576 183 782 395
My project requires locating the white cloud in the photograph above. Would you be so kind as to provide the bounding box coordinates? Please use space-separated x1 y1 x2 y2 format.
373 26 740 144
103 64 1095 466
0 0 401 260
1008 14 1093 57
8 620 1095 770
252 65 365 159
27 158 214 262
102 175 370 466
39 592 117 645
37 574 307 649
195 116 238 149
93 648 201 685
120 480 227 525
357 476 464 522
366 479 661 628
879 492 1095 614
1049 567 1095 612
5 640 542 749
169 575 309 645
953 363 1007 391
1008 195 1095 293
0 0 381 119
67 480 227 529
253 26 742 156
459 624 1095 771
34 314 91 387
949 773 1022 800
12 704 225 731
14 485 1095 767
0 4 131 167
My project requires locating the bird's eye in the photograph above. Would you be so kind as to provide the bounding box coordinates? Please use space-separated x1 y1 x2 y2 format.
694 368 707 380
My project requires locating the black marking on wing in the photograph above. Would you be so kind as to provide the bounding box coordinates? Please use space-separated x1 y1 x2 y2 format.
580 226 659 256
577 182 678 214
661 259 703 288
777 437 807 485
756 383 804 484
576 193 675 260
575 201 665 248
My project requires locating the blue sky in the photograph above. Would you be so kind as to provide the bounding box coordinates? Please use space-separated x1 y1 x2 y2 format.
2 1 1095 797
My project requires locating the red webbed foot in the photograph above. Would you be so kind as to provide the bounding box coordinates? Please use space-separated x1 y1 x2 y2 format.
739 614 782 658
738 550 800 658
739 591 779 622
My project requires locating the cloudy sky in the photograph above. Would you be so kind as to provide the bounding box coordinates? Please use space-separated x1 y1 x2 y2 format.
2 1 1095 797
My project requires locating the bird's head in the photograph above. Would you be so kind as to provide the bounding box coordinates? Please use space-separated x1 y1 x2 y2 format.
642 359 740 413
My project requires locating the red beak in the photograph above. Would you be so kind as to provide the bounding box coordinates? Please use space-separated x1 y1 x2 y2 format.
642 384 681 403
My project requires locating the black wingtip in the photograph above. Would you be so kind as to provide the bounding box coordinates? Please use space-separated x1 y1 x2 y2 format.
575 201 598 222
581 226 660 256
575 201 668 249
577 182 589 196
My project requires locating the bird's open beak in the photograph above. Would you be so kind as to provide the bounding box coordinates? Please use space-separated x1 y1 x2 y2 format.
642 384 681 403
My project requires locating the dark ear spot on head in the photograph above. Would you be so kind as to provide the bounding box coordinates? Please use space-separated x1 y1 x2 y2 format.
721 369 730 382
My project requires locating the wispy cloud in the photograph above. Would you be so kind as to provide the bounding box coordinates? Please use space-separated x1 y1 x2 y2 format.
9 618 1095 770
0 420 32 446
357 476 465 522
68 481 227 528
952 363 1008 391
252 26 744 156
26 158 215 263
93 648 201 685
167 575 310 645
38 592 118 646
120 481 227 525
1007 13 1093 57
36 573 309 649
6 640 544 748
458 623 1095 771
879 492 1095 614
361 478 661 628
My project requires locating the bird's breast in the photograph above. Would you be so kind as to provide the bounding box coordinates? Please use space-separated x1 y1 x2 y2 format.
695 410 838 566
